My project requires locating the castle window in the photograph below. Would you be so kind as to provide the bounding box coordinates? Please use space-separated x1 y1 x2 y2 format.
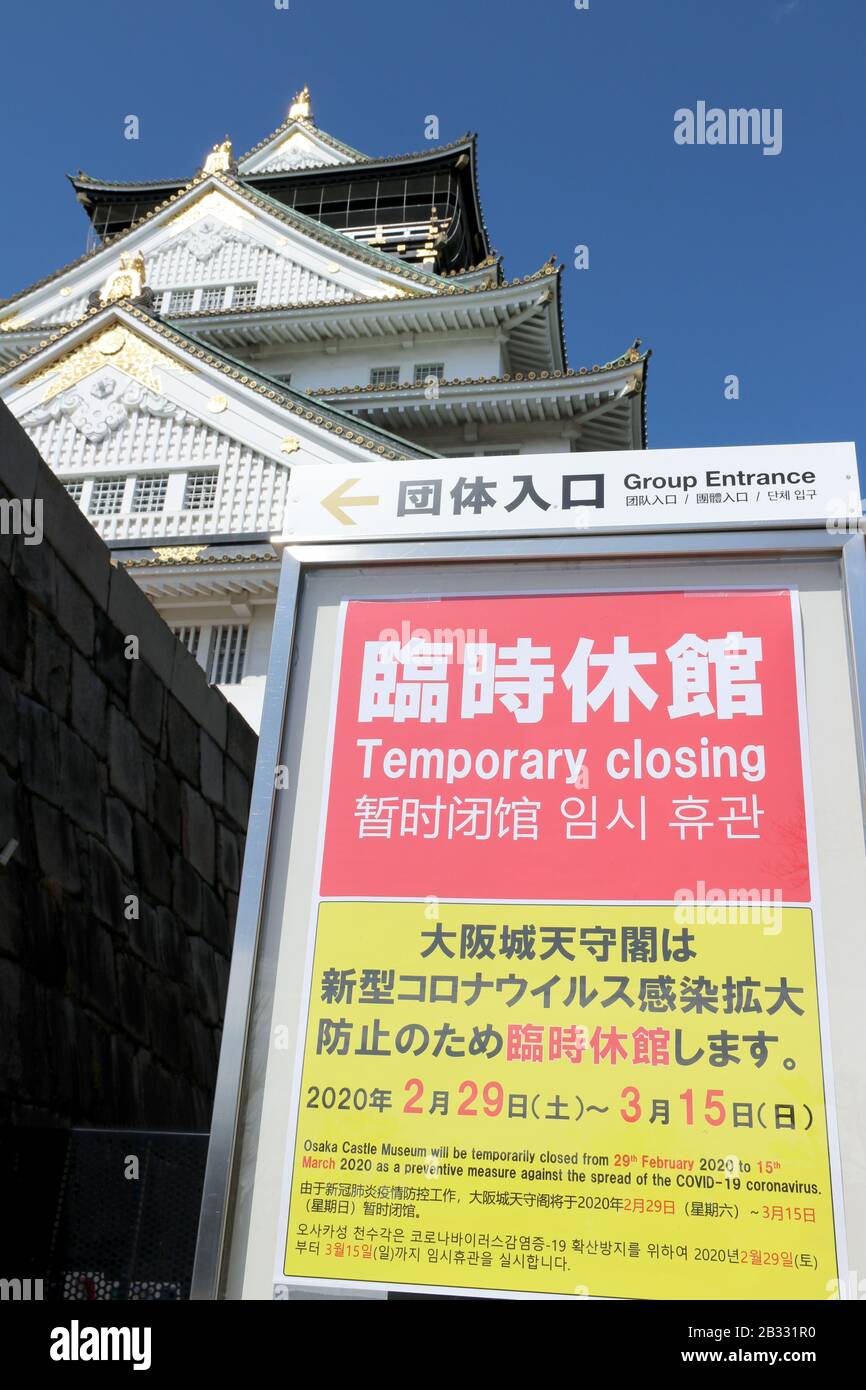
172 626 202 659
370 366 400 387
88 478 126 516
414 362 445 385
131 474 168 513
232 282 257 309
170 288 195 313
63 480 84 504
200 285 227 312
183 470 219 511
207 623 249 685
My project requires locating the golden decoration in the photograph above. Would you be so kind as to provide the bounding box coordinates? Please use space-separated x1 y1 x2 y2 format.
288 85 312 121
98 328 126 354
280 435 300 453
202 136 234 175
21 322 184 402
60 287 72 298
153 545 207 563
166 189 252 235
207 394 228 413
99 251 147 306
0 312 34 333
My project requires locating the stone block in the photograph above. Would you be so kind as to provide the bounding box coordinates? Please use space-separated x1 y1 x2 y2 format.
200 881 229 955
66 905 118 1022
166 697 200 787
199 732 223 807
181 781 215 883
87 833 127 928
54 557 95 659
105 796 134 876
0 667 20 771
107 706 147 813
0 564 28 679
132 813 172 906
31 794 81 893
129 654 164 748
216 822 241 894
116 952 150 1046
187 935 221 1024
18 696 60 808
30 608 71 718
145 974 189 1070
69 651 108 756
226 702 258 776
93 607 130 699
224 758 251 830
152 761 181 842
11 529 56 614
58 722 103 834
171 853 202 930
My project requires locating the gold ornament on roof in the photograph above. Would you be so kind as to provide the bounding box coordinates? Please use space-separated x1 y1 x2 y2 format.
21 322 183 402
99 251 147 306
153 545 207 563
203 137 234 175
289 85 312 121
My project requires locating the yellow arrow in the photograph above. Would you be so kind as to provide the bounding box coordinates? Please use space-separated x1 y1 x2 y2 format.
321 478 380 526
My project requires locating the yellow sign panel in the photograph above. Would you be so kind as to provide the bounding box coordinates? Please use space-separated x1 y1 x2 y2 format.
282 901 836 1299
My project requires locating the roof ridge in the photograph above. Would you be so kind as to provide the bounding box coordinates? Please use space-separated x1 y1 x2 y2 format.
238 114 368 167
219 173 448 288
69 133 481 194
305 348 649 397
157 263 559 325
1 298 440 461
0 167 448 317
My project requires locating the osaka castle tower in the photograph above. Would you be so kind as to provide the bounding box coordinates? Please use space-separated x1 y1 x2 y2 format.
0 88 650 730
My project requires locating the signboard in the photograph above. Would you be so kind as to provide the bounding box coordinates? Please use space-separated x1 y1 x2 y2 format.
273 587 843 1300
282 443 861 543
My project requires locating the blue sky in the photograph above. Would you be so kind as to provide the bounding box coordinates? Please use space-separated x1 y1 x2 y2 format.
2 0 863 462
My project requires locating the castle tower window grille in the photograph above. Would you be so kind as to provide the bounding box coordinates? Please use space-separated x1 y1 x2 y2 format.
172 626 202 659
370 366 400 388
169 288 195 313
63 480 84 504
414 362 445 385
207 623 248 685
183 470 219 511
131 474 168 513
88 478 126 516
200 285 228 312
231 282 257 310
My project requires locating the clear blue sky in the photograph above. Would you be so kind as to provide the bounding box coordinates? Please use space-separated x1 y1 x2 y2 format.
2 0 863 462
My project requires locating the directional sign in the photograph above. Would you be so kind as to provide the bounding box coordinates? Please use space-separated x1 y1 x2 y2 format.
320 478 380 526
281 443 860 543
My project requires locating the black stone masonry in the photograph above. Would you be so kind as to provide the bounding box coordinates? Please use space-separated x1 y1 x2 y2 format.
0 400 258 1130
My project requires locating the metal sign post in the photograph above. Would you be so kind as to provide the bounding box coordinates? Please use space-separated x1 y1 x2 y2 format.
193 444 866 1302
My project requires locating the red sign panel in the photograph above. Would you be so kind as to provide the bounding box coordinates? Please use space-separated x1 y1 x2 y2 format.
320 591 809 902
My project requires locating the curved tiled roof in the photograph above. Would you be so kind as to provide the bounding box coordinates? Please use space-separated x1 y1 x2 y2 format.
0 299 441 462
0 169 448 316
305 342 649 397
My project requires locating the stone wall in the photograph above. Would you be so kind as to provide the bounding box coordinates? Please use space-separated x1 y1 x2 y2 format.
0 401 258 1129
